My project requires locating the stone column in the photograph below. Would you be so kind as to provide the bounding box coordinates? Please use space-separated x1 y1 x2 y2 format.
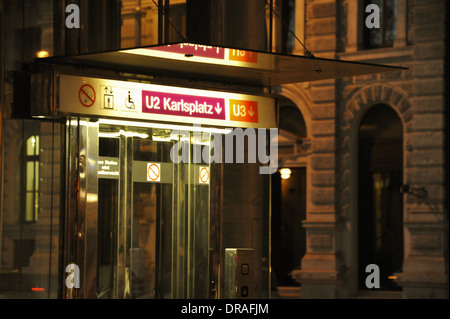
396 0 448 298
291 0 347 298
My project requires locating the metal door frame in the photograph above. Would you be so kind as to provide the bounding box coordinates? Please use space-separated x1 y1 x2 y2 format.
63 117 221 299
64 118 99 298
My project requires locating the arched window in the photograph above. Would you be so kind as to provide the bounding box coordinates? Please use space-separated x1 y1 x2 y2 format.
357 104 403 291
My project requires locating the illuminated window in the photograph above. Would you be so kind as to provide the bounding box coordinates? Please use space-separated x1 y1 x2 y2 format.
25 135 40 222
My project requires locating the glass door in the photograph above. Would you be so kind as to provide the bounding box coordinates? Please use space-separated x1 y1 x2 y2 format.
65 118 218 299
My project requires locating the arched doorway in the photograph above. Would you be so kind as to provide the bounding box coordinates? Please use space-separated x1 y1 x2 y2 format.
272 97 307 292
357 104 404 291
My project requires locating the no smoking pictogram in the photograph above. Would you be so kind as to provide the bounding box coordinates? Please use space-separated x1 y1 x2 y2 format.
147 163 161 182
79 84 96 107
199 166 209 184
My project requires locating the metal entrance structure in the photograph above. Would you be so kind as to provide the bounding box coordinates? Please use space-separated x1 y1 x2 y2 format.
0 42 405 299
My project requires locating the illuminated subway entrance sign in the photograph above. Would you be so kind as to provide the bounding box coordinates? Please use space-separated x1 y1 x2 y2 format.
58 74 276 129
149 43 226 60
142 90 226 120
124 43 263 68
145 43 259 64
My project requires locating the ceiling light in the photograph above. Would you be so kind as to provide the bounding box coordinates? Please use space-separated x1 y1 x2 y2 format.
280 168 291 179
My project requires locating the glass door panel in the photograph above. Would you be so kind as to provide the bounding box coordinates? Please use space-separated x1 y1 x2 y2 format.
97 137 119 298
89 120 214 299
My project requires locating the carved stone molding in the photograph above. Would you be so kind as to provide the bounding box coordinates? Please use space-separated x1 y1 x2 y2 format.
337 82 412 221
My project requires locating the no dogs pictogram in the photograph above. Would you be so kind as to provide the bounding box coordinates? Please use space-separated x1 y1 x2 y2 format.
147 163 161 182
79 84 96 107
199 166 210 184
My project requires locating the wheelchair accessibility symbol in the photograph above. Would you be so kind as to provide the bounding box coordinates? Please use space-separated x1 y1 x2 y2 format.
122 89 138 111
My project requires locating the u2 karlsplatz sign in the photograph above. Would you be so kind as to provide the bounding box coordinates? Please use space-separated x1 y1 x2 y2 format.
58 74 276 129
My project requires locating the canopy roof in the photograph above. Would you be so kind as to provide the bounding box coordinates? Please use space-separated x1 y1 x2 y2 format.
39 42 406 87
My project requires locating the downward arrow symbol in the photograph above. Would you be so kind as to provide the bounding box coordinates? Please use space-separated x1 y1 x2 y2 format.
215 105 222 114
248 106 255 117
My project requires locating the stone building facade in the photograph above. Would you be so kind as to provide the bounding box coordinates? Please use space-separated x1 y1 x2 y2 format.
277 0 448 298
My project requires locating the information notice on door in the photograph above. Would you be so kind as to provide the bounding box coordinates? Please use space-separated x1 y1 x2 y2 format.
98 157 119 179
58 74 276 129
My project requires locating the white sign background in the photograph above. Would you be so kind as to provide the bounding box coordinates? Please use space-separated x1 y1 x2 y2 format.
58 74 277 129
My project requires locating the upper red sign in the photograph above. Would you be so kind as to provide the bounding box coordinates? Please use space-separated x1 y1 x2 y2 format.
147 43 258 63
148 43 225 59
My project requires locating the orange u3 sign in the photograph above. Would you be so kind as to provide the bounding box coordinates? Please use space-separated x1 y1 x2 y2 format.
229 99 259 123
